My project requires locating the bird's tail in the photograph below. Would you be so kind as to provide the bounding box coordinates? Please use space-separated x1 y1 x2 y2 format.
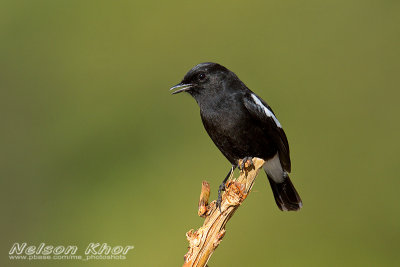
267 173 302 211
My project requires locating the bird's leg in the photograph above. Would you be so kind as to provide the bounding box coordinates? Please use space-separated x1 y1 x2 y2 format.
239 157 254 170
216 165 235 212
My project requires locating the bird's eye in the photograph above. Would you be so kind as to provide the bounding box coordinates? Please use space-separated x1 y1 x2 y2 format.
198 73 206 81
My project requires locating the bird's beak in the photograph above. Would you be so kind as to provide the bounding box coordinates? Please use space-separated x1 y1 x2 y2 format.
169 83 194 95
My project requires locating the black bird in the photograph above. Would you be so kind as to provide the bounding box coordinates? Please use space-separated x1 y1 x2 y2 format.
170 62 302 211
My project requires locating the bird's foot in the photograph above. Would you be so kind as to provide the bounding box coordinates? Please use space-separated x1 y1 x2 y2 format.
216 182 226 212
239 157 254 170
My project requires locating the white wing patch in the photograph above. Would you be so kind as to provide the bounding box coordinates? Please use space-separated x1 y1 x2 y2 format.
250 94 282 128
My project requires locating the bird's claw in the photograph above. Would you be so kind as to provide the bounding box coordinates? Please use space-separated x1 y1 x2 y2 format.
239 157 254 170
216 182 226 212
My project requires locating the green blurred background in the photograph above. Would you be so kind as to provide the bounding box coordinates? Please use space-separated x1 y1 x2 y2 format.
1 0 399 266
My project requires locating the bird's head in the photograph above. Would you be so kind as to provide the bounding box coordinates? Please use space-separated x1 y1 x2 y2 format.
170 62 241 104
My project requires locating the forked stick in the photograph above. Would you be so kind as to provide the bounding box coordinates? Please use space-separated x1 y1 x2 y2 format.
183 158 265 267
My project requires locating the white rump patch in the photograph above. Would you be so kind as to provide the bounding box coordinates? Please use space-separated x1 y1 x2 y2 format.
251 94 282 128
263 153 285 183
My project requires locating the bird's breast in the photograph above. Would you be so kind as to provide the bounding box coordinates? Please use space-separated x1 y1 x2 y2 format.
200 99 277 163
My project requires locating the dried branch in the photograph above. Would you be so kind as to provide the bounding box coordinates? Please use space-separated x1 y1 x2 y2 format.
183 158 265 267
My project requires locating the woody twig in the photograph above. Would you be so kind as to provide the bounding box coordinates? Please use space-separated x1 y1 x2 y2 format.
183 158 265 267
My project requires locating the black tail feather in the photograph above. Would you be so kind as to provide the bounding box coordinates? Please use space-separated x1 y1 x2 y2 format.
267 174 302 211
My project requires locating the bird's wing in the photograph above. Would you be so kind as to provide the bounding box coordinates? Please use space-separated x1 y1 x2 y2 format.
243 93 291 172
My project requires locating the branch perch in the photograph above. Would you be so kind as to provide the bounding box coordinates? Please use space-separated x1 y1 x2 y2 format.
183 157 265 267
